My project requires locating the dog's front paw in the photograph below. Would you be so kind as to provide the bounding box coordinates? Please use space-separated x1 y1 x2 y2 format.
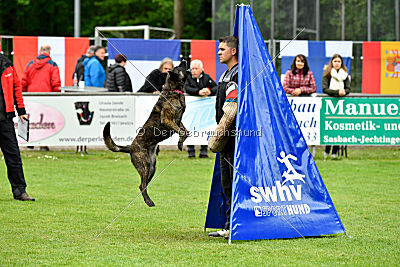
178 141 183 151
146 199 155 207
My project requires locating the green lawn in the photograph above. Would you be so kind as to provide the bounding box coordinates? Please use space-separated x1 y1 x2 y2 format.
0 147 399 265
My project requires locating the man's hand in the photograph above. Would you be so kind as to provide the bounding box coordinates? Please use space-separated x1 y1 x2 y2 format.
338 89 346 96
153 90 160 94
291 88 302 96
199 88 211 96
19 115 28 123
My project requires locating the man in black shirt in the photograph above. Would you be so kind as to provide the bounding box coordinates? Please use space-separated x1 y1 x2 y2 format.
208 36 239 238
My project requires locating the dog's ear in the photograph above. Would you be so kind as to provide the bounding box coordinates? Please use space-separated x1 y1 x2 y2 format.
179 60 187 70
168 71 180 82
162 72 168 81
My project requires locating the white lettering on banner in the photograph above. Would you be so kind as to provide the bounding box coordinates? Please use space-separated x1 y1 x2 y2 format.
253 204 311 217
325 120 377 131
250 182 302 203
324 135 400 145
325 99 400 115
250 151 309 217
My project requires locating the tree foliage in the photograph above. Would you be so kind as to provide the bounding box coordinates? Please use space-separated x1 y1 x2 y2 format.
0 0 397 41
0 0 211 39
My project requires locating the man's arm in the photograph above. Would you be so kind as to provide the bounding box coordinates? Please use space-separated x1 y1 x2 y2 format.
12 67 26 116
51 65 61 92
206 75 218 96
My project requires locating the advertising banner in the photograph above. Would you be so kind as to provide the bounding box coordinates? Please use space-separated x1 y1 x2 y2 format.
18 95 136 146
321 98 400 145
288 97 321 145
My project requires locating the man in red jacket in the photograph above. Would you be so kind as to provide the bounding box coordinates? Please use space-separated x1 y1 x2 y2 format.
21 44 61 92
0 54 35 201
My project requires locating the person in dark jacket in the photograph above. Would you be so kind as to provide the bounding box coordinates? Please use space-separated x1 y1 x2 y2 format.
72 45 96 82
185 59 217 96
184 59 217 158
137 57 173 93
21 44 61 92
106 54 132 92
322 54 351 159
0 54 35 201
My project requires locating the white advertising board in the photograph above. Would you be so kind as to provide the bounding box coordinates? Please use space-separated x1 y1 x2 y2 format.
16 94 321 146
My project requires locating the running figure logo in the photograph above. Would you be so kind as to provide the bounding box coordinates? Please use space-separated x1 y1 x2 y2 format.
277 151 305 185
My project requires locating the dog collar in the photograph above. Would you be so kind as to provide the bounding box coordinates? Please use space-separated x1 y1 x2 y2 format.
173 89 184 95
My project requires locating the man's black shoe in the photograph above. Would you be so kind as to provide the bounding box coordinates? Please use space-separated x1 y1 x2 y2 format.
199 154 209 158
14 193 35 201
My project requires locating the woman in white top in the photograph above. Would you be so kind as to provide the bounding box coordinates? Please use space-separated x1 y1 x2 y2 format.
322 54 351 159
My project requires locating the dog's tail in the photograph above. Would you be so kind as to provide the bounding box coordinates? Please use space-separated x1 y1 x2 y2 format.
103 122 131 153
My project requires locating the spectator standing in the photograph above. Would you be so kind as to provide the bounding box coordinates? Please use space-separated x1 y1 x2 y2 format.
21 44 61 92
322 54 351 159
184 59 217 158
282 54 317 96
73 45 96 82
106 54 132 92
208 36 239 239
137 58 173 94
0 54 35 201
84 46 106 87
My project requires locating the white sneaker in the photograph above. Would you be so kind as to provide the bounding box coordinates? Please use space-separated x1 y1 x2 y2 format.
208 229 229 238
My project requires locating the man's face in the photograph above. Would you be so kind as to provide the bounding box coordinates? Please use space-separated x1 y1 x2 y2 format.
161 63 173 73
95 48 106 61
218 42 236 64
190 63 202 78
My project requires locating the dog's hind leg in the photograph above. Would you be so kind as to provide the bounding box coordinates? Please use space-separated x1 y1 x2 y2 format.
131 150 155 207
146 145 157 184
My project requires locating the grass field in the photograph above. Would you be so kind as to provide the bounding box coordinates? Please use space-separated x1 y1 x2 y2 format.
0 147 399 265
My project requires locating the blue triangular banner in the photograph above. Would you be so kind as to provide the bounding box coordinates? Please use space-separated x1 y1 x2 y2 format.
228 5 346 241
204 153 229 230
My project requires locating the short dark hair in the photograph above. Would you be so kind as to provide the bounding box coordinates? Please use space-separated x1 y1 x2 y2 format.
219 36 238 53
115 54 127 63
94 46 105 53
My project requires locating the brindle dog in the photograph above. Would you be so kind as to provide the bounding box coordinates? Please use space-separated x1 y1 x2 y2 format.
103 60 189 207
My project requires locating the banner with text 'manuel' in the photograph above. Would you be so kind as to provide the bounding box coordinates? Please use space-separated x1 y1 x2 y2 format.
229 5 346 241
